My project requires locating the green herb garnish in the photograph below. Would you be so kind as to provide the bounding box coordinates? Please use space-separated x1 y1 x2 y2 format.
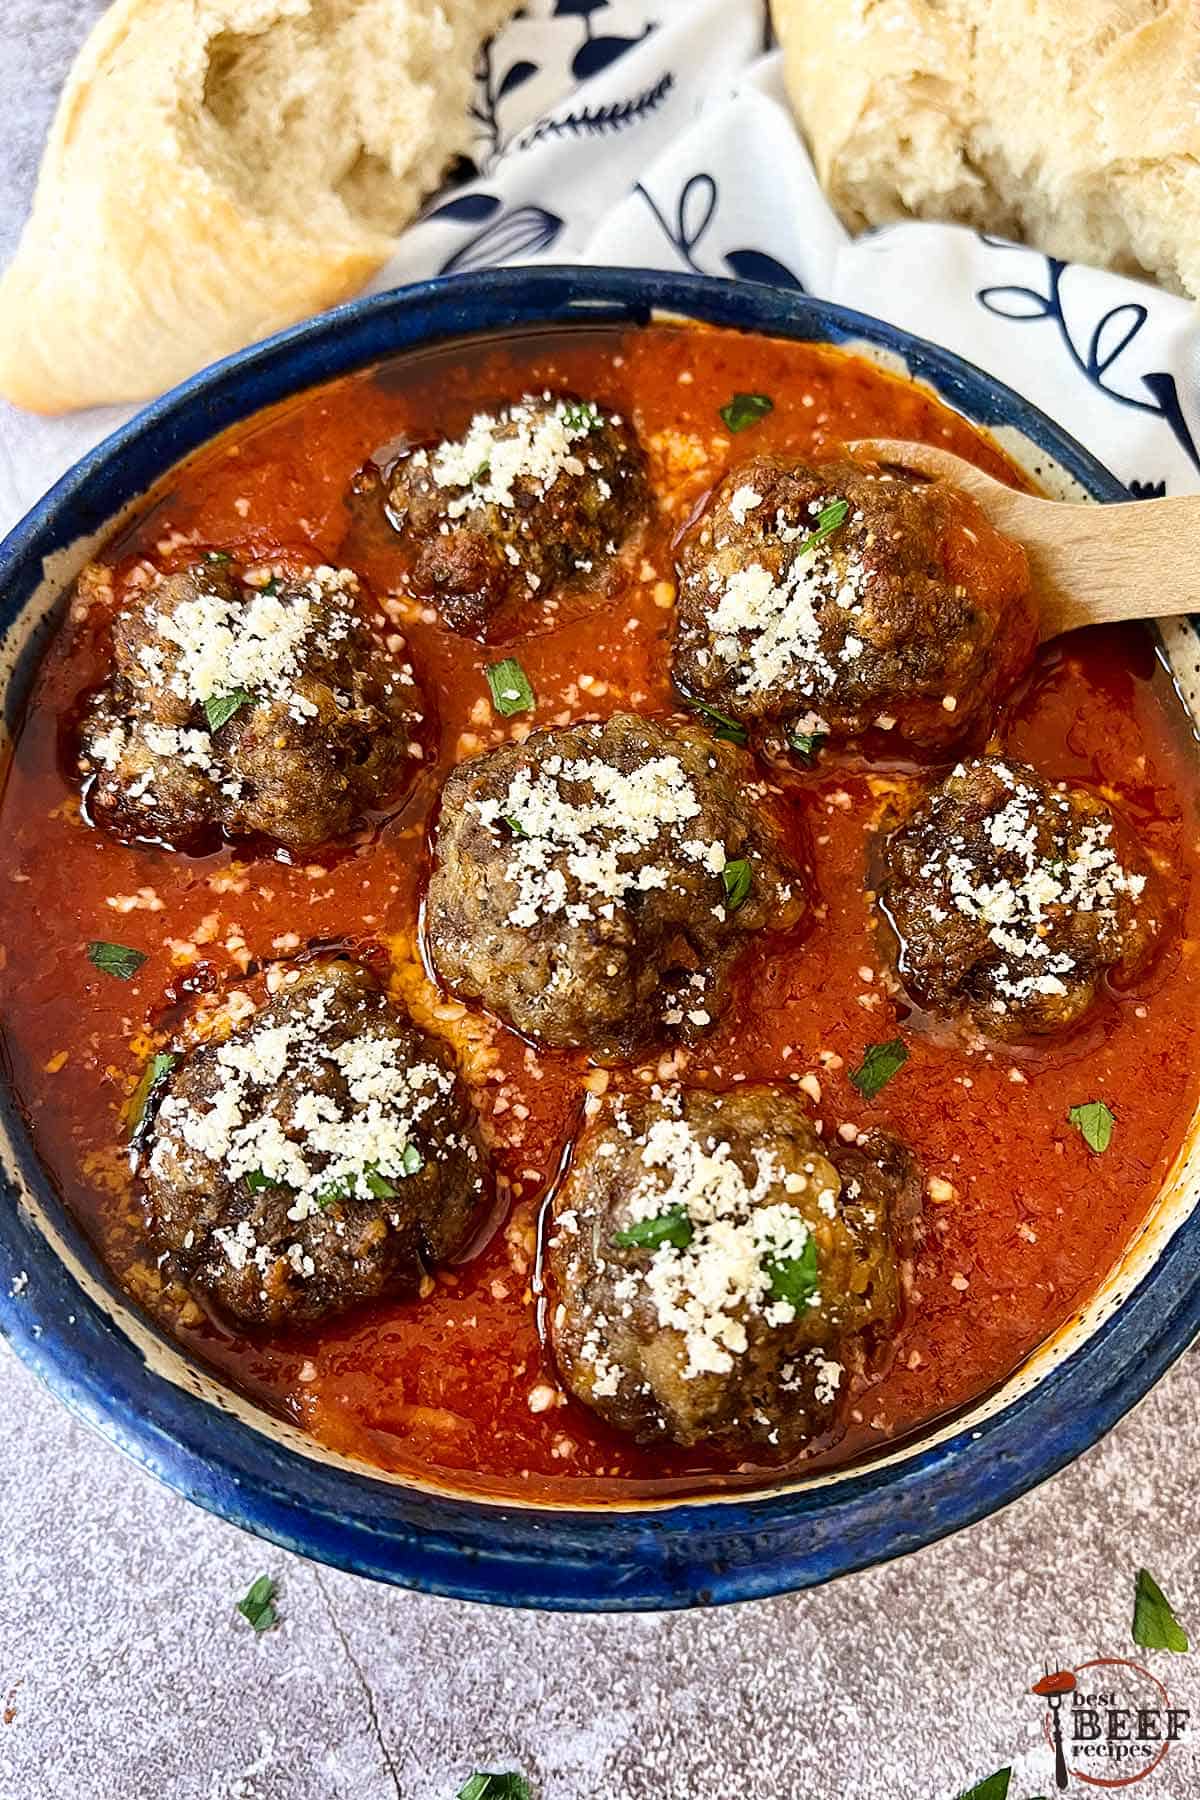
786 726 827 762
503 815 529 838
87 940 147 981
124 1052 177 1139
315 1176 352 1210
458 1776 531 1800
259 577 280 597
685 697 748 747
957 1773 1011 1800
203 689 253 733
486 658 535 718
796 497 850 558
1133 1567 1189 1653
721 858 752 912
1068 1100 1115 1155
719 392 774 434
318 1152 423 1209
561 400 602 433
235 1574 278 1634
613 1205 694 1251
243 1169 278 1194
850 1037 908 1100
204 549 232 564
765 1234 819 1310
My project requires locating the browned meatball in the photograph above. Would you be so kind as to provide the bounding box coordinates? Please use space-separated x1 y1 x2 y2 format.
385 393 648 633
145 959 485 1327
424 713 806 1060
880 756 1164 1037
546 1087 914 1454
78 559 424 851
673 456 1036 753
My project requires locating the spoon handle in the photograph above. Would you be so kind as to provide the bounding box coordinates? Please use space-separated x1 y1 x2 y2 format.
850 437 1200 641
1017 491 1200 640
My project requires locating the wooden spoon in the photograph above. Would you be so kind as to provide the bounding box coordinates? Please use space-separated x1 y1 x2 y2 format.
850 436 1199 641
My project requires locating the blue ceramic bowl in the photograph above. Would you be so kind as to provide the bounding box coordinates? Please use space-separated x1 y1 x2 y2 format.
2 267 1198 1612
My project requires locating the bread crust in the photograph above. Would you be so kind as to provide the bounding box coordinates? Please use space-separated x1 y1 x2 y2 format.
772 0 1200 298
0 0 517 413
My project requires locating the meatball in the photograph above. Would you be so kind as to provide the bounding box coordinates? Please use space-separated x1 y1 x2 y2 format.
425 713 806 1059
547 1087 914 1454
384 393 648 633
78 559 424 851
673 456 1036 752
880 755 1164 1037
145 959 485 1327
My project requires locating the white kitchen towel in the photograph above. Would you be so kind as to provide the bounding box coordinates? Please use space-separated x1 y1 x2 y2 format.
2 0 1199 534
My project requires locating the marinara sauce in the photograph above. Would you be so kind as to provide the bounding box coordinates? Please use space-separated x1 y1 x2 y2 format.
1 324 1197 1502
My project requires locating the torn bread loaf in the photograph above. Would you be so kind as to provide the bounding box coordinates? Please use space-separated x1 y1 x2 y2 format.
0 0 518 413
771 0 1200 299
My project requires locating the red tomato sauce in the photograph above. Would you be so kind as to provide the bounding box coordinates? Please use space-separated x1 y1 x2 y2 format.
1 323 1198 1502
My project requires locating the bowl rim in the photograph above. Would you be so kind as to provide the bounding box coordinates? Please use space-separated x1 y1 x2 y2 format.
3 263 1193 1614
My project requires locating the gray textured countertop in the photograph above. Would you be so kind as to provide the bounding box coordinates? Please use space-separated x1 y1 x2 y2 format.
1 9 1197 1799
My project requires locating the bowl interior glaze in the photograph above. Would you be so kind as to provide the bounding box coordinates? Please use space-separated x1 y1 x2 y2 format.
1 266 1199 1611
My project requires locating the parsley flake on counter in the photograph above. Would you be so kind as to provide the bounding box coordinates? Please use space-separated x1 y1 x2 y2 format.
486 658 535 717
765 1234 819 1309
87 940 147 981
850 1037 908 1100
1068 1100 1115 1155
458 1776 531 1800
124 1052 177 1141
613 1204 694 1251
957 1772 1011 1800
235 1574 278 1634
721 858 752 912
1133 1567 1189 1653
685 697 748 746
203 688 254 732
719 392 774 434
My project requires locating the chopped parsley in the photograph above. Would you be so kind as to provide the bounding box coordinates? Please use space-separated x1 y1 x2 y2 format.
1133 1567 1189 1653
561 399 602 433
719 392 774 434
796 497 850 558
124 1052 177 1141
850 1037 908 1100
86 940 147 982
204 549 232 564
203 689 254 732
503 814 529 838
613 1205 694 1251
786 726 826 762
243 1169 279 1194
1068 1100 1115 1155
486 658 535 717
685 697 748 746
458 1776 531 1800
235 1574 278 1634
721 858 752 911
765 1234 819 1309
957 1772 1011 1800
319 1151 423 1209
